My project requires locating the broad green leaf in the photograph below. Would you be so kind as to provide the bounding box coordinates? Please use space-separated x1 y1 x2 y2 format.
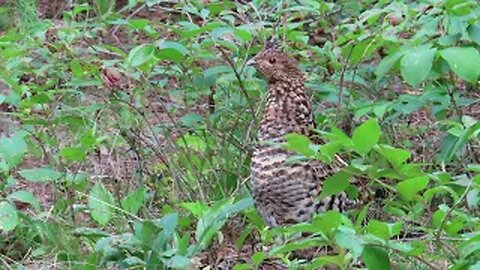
96 0 114 15
366 220 390 240
312 211 344 235
122 256 146 267
0 201 18 231
438 33 462 46
180 201 208 217
233 264 250 270
88 183 115 225
375 145 411 168
177 134 208 152
180 113 204 128
466 190 479 208
440 47 480 83
441 122 480 162
352 119 381 155
195 198 253 248
251 252 267 265
157 41 186 62
7 190 41 211
400 47 436 87
318 141 343 161
135 220 160 248
60 147 86 161
270 238 327 255
285 133 315 157
335 227 365 257
156 213 178 237
70 60 85 78
128 44 156 67
165 256 190 268
396 176 429 201
304 255 344 270
424 186 460 203
350 40 370 65
234 28 252 42
319 170 351 199
0 132 27 168
121 188 145 215
19 167 62 182
445 0 476 16
468 24 480 45
361 246 391 270
459 234 480 259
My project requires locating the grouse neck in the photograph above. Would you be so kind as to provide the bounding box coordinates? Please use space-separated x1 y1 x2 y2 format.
258 76 314 142
267 76 307 98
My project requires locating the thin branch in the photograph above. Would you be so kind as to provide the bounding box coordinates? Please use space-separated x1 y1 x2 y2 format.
435 176 473 243
216 45 257 119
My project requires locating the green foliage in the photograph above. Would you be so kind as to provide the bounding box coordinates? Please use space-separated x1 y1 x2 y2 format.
0 0 479 269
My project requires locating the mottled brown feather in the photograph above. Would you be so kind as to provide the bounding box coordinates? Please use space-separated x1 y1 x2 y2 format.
249 46 367 227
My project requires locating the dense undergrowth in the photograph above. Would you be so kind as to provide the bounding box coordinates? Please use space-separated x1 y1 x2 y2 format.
0 0 479 269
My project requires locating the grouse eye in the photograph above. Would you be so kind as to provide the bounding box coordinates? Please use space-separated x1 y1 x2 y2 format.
268 57 276 64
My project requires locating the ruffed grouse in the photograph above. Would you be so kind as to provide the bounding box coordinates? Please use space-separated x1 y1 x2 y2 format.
248 44 362 227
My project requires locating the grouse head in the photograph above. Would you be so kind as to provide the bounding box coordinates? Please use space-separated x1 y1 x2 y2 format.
247 42 302 83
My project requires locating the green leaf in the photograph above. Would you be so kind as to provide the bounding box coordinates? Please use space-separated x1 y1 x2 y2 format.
180 201 208 217
157 41 186 62
400 47 436 87
285 133 315 157
165 255 190 268
234 28 252 42
375 145 411 168
319 170 351 199
445 0 476 16
352 119 381 155
60 147 86 161
70 60 85 78
440 47 480 83
88 183 115 225
424 186 460 203
128 44 156 67
441 122 480 162
361 246 391 270
195 198 253 248
121 188 145 215
19 167 62 182
270 238 327 255
96 0 114 15
312 211 344 235
0 132 27 168
396 176 429 201
122 256 146 267
459 234 480 259
180 113 204 128
177 134 207 152
350 40 371 65
304 255 344 270
0 201 19 232
468 24 480 45
438 33 462 46
335 227 365 257
251 251 267 265
7 190 41 211
366 220 390 240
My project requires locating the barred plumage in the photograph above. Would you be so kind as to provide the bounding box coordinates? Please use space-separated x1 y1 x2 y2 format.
248 44 365 227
